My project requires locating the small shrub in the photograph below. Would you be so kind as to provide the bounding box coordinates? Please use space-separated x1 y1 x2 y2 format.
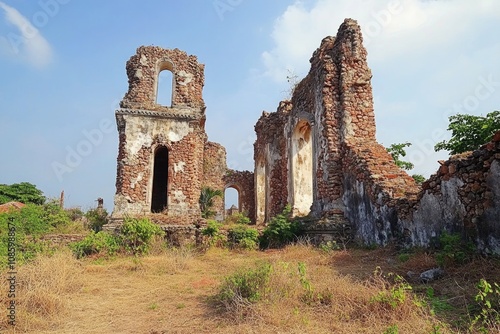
201 220 226 247
435 232 475 267
66 207 84 221
260 205 303 248
85 208 108 232
120 217 164 255
227 225 259 250
215 262 272 311
371 269 413 309
69 231 120 258
425 287 454 315
383 325 399 334
471 278 500 331
398 253 411 263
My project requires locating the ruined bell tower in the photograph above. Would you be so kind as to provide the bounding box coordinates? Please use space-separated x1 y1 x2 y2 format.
111 46 226 224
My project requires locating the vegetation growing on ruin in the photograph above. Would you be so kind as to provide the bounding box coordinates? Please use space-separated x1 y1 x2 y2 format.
435 111 500 154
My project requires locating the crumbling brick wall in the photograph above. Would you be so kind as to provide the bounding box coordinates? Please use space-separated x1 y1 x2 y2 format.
223 170 255 223
400 132 500 254
254 19 387 221
341 140 420 245
254 101 290 224
121 47 205 111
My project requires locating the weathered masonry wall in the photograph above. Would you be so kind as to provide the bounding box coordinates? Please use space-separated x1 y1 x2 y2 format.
121 46 205 111
112 47 226 225
343 133 500 254
254 101 290 224
254 19 385 222
403 133 500 254
341 140 420 245
223 170 255 223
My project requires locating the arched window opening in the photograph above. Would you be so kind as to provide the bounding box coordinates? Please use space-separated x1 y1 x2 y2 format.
157 69 173 107
291 120 313 217
151 147 168 213
225 187 239 209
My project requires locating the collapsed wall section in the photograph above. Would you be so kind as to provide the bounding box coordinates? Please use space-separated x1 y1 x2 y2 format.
341 140 419 245
402 132 500 254
254 102 291 224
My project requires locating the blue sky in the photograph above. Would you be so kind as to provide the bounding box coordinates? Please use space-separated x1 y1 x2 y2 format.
0 0 499 211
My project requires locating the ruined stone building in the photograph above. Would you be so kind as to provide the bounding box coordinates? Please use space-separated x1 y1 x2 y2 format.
110 47 227 225
110 19 500 254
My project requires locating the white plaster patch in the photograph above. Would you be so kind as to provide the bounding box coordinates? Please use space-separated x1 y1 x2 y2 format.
177 70 193 86
140 54 148 65
124 116 193 157
135 69 143 79
127 131 153 157
130 172 143 189
167 122 191 142
174 161 186 173
172 190 188 213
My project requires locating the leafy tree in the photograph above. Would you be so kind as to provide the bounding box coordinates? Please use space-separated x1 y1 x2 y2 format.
435 111 500 154
199 187 223 219
387 142 414 170
386 143 425 184
0 182 45 205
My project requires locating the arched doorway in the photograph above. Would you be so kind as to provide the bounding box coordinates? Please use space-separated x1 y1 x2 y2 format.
151 146 169 213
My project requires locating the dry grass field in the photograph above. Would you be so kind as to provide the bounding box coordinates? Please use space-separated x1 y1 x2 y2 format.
1 244 499 333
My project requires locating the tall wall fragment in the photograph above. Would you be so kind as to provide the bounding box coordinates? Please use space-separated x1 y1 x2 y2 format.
112 47 226 225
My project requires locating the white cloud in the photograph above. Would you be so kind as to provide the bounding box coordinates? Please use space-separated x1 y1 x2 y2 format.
0 1 52 68
262 0 500 82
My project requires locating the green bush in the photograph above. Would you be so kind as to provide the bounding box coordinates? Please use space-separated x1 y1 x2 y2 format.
85 208 108 232
0 203 73 267
215 262 272 310
66 207 84 221
201 220 226 247
0 202 72 237
120 217 163 255
70 231 120 258
435 232 475 267
471 278 500 331
227 225 259 250
260 205 303 248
